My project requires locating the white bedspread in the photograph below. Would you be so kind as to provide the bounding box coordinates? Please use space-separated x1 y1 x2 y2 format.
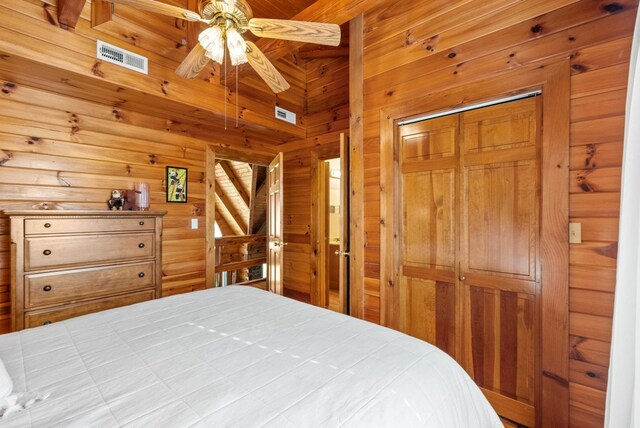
0 286 501 427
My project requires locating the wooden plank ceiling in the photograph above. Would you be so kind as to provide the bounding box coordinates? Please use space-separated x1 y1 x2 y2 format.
0 0 326 146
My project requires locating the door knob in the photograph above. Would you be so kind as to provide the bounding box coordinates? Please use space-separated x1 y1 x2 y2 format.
335 250 350 257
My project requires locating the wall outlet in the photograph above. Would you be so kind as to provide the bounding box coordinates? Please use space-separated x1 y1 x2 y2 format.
191 218 198 230
569 222 582 244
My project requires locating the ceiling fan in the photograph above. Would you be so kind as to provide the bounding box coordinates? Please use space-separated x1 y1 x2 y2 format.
107 0 341 93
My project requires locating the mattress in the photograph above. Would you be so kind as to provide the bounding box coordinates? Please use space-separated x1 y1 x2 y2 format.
0 286 501 427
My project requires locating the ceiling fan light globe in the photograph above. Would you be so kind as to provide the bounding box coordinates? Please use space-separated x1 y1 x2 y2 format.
199 26 225 64
226 27 248 66
198 25 221 46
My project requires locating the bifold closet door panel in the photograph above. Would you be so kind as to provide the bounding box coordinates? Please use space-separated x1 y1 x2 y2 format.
397 115 459 358
459 97 541 416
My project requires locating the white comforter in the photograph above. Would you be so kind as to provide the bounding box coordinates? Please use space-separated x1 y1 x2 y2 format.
0 286 501 427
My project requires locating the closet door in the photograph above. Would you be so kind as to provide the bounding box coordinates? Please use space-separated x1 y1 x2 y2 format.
397 115 458 356
459 97 540 425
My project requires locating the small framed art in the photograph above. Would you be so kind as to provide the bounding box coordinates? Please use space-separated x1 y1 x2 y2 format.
166 166 187 203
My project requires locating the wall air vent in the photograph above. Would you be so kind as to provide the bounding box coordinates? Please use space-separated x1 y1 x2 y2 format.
275 106 296 125
96 40 148 75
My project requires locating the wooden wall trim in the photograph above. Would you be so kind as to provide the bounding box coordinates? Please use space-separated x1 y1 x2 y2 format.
205 144 216 289
90 0 112 28
379 60 571 426
309 150 323 307
379 108 398 329
349 14 364 319
540 59 571 428
205 146 275 289
57 0 86 31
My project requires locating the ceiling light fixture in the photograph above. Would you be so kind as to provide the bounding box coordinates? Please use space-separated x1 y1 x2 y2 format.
225 28 248 66
199 26 225 63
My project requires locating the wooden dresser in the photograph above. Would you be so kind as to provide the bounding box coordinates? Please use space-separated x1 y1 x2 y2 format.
4 210 166 331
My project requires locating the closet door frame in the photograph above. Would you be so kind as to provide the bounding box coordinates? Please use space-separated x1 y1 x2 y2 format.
380 60 570 427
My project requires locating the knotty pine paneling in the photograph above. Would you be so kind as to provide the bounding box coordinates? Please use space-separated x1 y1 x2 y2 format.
280 53 350 302
356 0 637 425
0 0 306 142
0 79 275 332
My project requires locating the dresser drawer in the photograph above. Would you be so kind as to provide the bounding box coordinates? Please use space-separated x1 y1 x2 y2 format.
25 217 155 235
24 290 155 328
25 233 155 271
25 262 155 309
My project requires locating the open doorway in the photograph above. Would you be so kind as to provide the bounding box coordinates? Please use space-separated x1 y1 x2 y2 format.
212 160 269 290
315 134 350 314
204 148 284 294
325 158 342 311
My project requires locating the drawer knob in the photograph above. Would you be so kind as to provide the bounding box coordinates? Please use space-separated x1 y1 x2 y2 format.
44 223 51 228
139 221 145 226
43 321 52 325
43 285 52 292
138 272 145 278
43 249 52 256
138 243 145 249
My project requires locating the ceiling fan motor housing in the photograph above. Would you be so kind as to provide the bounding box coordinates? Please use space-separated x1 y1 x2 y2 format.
200 0 253 33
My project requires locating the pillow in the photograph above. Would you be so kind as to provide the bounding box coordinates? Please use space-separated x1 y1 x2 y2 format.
0 359 12 400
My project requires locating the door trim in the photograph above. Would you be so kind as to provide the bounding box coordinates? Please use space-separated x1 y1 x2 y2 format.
380 61 570 426
205 145 274 290
310 139 348 311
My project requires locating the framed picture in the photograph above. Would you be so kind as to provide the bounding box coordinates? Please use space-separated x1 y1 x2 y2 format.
166 166 188 203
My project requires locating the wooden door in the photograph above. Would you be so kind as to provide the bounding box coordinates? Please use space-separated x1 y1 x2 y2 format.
459 97 540 426
267 153 284 295
397 114 459 356
338 134 350 314
395 96 541 427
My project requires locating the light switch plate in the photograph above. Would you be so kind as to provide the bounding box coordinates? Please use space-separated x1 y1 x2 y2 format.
569 222 582 244
191 218 198 230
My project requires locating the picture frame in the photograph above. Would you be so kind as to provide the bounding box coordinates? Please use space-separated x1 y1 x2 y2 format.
166 166 188 203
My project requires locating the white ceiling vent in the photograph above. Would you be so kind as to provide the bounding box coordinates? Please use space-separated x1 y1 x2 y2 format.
275 106 296 125
97 40 148 75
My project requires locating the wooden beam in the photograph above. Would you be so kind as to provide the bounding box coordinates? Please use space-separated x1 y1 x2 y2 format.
215 234 266 246
91 0 112 28
254 182 268 227
186 0 200 49
58 0 86 31
215 199 244 235
215 179 248 233
216 257 267 272
248 165 258 235
298 46 350 60
219 160 251 207
349 14 364 319
228 0 386 85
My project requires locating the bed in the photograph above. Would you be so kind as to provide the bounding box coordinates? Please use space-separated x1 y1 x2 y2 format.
0 286 501 427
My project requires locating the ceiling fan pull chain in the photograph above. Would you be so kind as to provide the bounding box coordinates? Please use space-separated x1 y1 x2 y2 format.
236 65 239 128
224 51 227 130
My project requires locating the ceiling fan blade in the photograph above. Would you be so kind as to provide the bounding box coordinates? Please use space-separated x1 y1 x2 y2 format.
245 41 290 93
106 0 203 22
249 18 341 47
176 44 210 79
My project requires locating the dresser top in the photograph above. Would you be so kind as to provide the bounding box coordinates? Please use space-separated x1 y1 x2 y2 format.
2 210 167 217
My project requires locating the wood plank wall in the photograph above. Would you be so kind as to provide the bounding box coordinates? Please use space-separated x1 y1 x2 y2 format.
0 0 306 333
0 0 306 143
356 0 637 426
0 76 266 330
281 51 350 302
